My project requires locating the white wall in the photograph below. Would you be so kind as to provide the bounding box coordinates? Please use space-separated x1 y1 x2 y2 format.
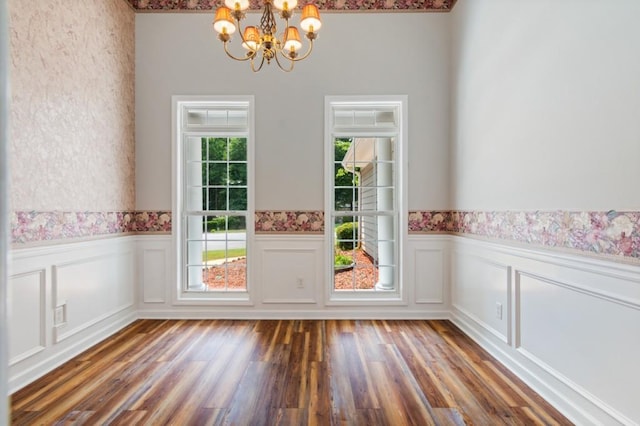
450 0 640 210
135 12 451 211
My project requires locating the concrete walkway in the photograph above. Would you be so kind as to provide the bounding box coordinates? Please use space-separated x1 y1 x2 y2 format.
203 256 246 267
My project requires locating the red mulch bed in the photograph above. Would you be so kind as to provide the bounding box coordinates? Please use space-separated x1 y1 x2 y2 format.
204 258 247 290
334 249 377 290
203 249 378 291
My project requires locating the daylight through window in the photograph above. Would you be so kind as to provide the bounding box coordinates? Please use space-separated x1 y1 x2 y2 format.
175 98 253 297
326 97 406 298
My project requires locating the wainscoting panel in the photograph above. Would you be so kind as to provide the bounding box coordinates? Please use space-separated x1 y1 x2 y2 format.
141 249 167 303
451 250 510 343
136 235 172 310
138 237 172 304
136 234 450 318
413 248 445 303
516 270 640 425
254 236 323 306
260 248 318 304
53 250 135 343
8 269 46 365
406 236 449 308
450 236 640 426
8 237 137 393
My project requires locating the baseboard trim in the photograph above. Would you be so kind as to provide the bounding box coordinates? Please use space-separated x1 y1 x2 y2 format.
137 309 452 320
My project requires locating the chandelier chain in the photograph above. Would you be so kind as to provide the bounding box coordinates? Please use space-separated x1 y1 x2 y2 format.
260 2 278 36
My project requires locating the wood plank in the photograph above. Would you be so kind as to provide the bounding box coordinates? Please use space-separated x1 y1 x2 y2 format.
10 319 573 425
308 360 331 426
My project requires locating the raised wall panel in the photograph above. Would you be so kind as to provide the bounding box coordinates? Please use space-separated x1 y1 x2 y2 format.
261 248 318 304
137 236 172 310
414 248 444 304
53 250 135 343
516 270 640 423
8 269 46 365
452 251 510 343
142 248 167 303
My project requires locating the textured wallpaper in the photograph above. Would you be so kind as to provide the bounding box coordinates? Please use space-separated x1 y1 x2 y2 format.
9 0 135 211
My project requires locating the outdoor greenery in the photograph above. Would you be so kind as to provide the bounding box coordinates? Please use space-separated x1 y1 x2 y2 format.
201 137 247 231
335 221 358 250
205 216 245 232
334 138 358 224
202 248 247 262
334 253 353 266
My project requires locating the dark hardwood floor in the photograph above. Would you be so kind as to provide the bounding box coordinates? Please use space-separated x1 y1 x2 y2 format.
11 319 572 425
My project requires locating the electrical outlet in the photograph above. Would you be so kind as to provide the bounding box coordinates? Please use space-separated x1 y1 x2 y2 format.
296 278 304 288
495 302 503 320
55 305 66 325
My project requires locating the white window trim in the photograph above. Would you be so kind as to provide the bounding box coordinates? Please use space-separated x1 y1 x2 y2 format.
324 95 409 305
172 95 255 305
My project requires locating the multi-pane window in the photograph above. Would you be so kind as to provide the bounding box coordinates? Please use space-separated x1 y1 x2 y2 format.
326 97 406 298
185 136 248 292
333 137 397 291
175 98 253 298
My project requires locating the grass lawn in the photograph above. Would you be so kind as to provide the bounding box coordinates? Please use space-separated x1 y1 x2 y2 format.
203 248 246 262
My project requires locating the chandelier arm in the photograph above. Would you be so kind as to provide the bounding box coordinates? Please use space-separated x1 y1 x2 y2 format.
250 54 267 72
277 37 314 63
274 50 295 72
223 41 255 62
279 15 290 45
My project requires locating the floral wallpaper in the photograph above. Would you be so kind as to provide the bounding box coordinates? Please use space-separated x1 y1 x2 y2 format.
126 0 456 12
8 0 135 212
409 210 640 260
13 209 640 261
255 211 324 233
11 210 329 244
408 210 457 233
11 211 172 245
10 210 325 244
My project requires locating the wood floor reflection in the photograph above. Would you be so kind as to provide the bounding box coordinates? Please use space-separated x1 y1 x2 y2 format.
11 319 571 425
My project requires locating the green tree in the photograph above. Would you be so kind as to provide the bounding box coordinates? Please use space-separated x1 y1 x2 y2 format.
201 137 247 214
334 138 358 222
228 138 247 212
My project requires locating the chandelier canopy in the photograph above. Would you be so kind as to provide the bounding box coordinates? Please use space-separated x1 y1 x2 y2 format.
213 0 322 72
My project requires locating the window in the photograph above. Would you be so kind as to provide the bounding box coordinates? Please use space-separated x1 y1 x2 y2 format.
173 97 253 302
325 96 407 301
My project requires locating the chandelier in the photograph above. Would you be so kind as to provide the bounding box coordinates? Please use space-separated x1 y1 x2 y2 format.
213 0 322 72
